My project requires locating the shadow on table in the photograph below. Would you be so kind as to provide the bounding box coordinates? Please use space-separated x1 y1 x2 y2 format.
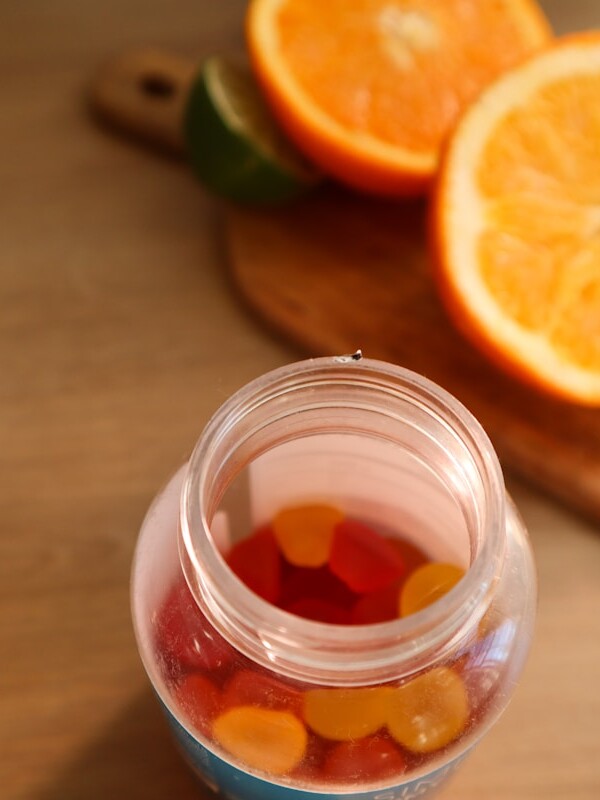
36 689 213 800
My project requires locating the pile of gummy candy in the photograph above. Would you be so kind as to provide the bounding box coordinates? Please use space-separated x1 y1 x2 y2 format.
153 503 495 785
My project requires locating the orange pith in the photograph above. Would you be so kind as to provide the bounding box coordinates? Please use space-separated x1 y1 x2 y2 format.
434 34 600 404
246 0 552 195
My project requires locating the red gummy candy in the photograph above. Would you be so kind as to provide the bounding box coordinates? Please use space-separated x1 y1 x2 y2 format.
291 731 329 781
351 579 403 624
385 536 429 574
155 578 235 674
226 525 281 604
329 519 406 594
280 564 358 609
222 668 304 716
284 597 351 624
322 735 407 782
174 673 222 737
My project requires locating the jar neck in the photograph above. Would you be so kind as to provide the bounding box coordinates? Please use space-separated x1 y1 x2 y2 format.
179 356 506 686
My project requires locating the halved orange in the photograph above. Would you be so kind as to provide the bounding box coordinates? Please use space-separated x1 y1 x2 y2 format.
433 33 600 406
246 0 552 195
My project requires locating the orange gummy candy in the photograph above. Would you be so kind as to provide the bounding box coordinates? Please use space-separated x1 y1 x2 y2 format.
303 687 391 741
273 504 344 567
399 563 465 617
212 706 308 775
387 667 469 753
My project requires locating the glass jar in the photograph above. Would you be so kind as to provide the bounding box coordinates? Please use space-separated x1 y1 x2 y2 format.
131 355 536 800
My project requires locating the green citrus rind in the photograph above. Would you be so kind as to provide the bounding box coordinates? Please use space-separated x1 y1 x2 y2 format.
184 56 321 205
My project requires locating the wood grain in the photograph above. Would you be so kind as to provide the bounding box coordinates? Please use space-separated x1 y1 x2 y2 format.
227 188 600 523
1 3 599 800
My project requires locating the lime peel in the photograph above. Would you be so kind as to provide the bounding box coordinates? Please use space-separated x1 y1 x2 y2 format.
184 55 321 205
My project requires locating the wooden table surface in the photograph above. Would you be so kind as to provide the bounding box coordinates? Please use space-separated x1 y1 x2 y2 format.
1 2 599 799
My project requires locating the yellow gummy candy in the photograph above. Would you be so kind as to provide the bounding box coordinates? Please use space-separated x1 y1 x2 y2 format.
387 667 469 753
399 562 465 617
273 503 343 567
212 705 308 775
303 687 391 741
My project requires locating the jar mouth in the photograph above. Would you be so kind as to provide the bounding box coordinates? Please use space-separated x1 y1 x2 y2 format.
180 356 506 685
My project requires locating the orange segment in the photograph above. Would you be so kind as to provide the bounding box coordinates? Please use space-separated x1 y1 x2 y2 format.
247 0 551 194
273 503 343 566
434 33 600 404
212 706 308 774
303 687 391 740
387 667 469 753
399 563 465 617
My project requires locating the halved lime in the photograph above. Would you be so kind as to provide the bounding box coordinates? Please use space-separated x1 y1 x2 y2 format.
184 56 321 205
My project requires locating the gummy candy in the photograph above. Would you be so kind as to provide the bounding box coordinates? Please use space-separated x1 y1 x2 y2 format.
155 579 236 674
174 673 221 737
227 525 281 603
323 735 407 782
222 668 304 716
385 536 429 574
350 537 428 623
399 563 465 617
387 667 469 753
280 564 358 610
303 687 391 741
284 597 351 624
329 519 406 593
351 579 403 624
273 504 343 567
212 706 308 774
155 506 475 785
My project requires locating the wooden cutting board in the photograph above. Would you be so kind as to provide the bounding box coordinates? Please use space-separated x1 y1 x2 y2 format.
226 186 600 524
89 48 600 525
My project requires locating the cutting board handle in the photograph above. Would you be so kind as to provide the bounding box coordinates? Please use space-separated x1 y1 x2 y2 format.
90 48 197 155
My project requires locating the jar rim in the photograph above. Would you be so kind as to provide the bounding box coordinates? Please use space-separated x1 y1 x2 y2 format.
179 356 506 685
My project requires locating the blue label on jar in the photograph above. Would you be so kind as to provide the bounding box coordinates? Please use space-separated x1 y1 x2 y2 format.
162 702 468 800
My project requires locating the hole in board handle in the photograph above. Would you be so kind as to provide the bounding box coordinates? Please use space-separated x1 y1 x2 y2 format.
139 73 176 99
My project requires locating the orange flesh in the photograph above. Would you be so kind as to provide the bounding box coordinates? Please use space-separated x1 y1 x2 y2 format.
477 73 600 370
274 0 549 153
